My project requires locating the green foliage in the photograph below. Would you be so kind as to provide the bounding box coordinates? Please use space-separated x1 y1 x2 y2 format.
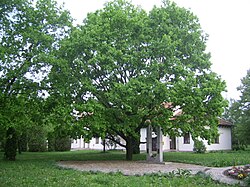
0 0 72 159
0 126 6 151
4 127 17 160
54 136 71 151
193 139 207 153
47 133 56 152
28 126 47 152
18 132 28 152
47 127 72 152
232 143 246 151
227 69 250 147
60 0 226 160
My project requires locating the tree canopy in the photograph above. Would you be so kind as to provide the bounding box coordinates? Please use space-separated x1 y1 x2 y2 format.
60 0 227 160
0 0 72 159
0 0 228 161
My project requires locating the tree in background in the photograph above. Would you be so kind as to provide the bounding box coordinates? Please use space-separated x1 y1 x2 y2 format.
60 0 226 160
4 127 17 160
228 69 250 149
0 0 72 160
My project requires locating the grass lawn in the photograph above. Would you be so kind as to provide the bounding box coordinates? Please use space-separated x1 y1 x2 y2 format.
164 149 250 167
1 150 248 187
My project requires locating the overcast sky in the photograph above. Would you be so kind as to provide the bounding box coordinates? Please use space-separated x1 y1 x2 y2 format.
56 0 250 100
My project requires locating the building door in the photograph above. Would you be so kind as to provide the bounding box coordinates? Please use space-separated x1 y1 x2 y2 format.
170 136 176 150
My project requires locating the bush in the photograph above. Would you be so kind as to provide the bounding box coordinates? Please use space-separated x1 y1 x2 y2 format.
47 129 71 152
54 136 71 151
47 133 55 152
28 126 47 152
4 127 17 160
18 132 28 152
232 143 246 151
193 140 206 153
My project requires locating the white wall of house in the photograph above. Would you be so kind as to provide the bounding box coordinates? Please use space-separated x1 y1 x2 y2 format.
163 136 170 150
71 126 232 151
71 136 103 150
204 127 232 151
140 128 147 151
178 136 195 151
71 136 126 150
135 126 231 152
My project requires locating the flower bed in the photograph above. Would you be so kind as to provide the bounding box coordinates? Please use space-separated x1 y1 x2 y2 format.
224 164 250 180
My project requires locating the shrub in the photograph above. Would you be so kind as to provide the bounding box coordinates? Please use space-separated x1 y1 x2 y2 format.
47 128 72 152
193 139 206 153
4 127 17 161
28 126 47 152
232 143 246 151
18 132 28 152
54 136 71 151
47 133 55 152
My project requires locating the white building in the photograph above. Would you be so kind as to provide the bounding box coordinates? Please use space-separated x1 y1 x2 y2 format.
71 119 232 152
71 136 125 150
140 119 232 152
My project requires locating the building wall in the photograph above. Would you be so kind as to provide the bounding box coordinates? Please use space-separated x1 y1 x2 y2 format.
175 127 232 151
71 137 104 150
178 136 195 151
205 127 232 151
71 136 125 150
140 128 147 151
71 126 232 151
163 136 170 150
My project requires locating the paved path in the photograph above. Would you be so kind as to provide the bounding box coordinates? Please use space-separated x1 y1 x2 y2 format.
58 161 244 186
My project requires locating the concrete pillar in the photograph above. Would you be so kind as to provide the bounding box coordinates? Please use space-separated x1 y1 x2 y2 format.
146 125 164 163
146 125 153 160
79 136 82 148
156 126 163 163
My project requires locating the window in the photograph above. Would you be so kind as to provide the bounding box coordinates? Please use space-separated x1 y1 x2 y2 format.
183 133 190 144
213 135 219 144
95 137 99 144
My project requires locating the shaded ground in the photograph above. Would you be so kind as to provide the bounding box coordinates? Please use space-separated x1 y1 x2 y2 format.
58 161 244 186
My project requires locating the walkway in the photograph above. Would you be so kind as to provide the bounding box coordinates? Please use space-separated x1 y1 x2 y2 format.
58 161 244 186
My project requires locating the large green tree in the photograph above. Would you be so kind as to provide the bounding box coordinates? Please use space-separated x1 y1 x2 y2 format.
60 0 226 160
0 0 72 160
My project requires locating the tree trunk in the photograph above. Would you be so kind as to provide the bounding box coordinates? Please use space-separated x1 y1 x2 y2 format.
102 139 106 152
126 137 133 160
132 136 140 154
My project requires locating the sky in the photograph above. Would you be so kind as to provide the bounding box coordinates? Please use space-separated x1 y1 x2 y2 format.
56 0 250 100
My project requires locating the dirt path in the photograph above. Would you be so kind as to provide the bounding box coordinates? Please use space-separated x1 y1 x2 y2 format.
58 160 243 186
58 160 207 175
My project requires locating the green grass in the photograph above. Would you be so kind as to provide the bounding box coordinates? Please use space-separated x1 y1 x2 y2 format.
0 150 247 187
164 149 250 167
